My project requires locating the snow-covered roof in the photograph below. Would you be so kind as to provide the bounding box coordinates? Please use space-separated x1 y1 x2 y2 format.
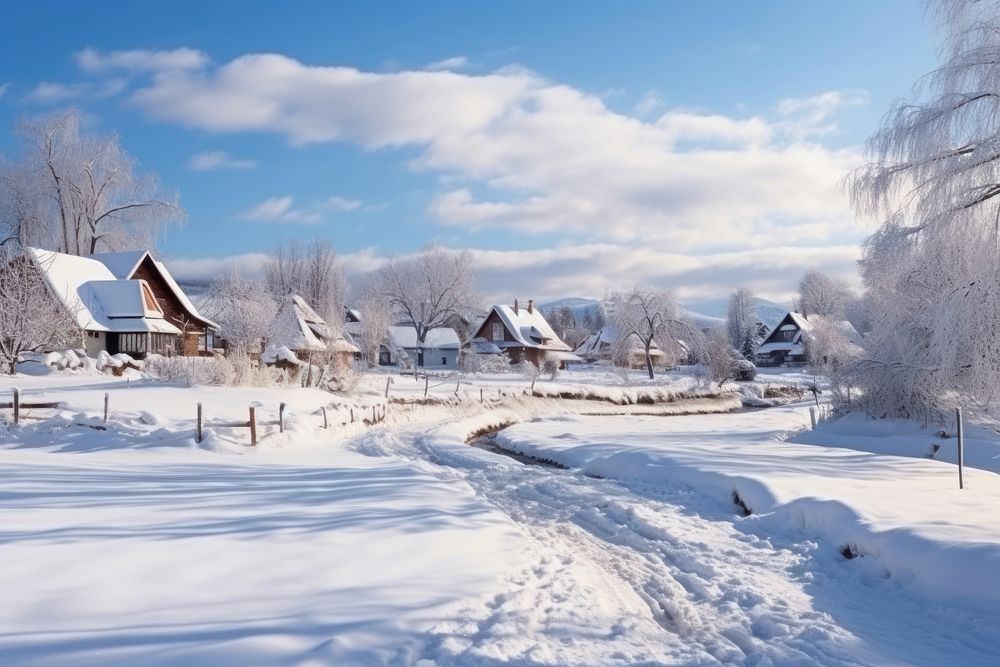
573 326 666 358
28 248 181 334
483 304 571 351
470 337 503 355
388 325 460 350
89 251 217 330
266 294 358 354
755 341 806 356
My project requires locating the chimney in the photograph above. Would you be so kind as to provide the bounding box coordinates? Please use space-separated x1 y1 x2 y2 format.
514 298 519 314
527 299 534 314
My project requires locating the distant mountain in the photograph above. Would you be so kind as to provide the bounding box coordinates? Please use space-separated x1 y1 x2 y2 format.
681 296 792 330
539 297 605 321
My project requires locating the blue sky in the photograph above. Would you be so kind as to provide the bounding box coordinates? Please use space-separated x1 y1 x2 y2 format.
0 1 937 306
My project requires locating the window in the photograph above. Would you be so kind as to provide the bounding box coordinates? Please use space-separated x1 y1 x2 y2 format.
441 357 447 365
492 321 504 342
118 333 147 353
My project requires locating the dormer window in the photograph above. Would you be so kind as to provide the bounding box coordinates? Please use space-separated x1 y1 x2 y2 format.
492 321 504 342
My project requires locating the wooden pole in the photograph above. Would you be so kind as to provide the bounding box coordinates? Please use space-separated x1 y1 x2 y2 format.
279 402 286 433
480 388 484 403
372 405 377 423
809 406 817 430
957 407 965 490
12 388 19 425
350 408 354 423
196 403 203 443
424 375 429 398
249 406 257 446
103 392 109 424
455 379 461 395
322 406 328 429
385 376 392 398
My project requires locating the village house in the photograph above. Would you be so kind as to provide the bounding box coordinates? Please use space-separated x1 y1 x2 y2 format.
471 299 580 368
88 250 219 356
265 294 359 370
754 311 813 366
573 325 676 368
380 325 461 369
24 247 216 359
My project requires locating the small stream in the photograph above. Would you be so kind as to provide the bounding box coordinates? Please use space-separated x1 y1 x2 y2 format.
467 430 567 468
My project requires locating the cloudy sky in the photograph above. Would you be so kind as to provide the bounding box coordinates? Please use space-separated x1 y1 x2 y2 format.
0 1 936 311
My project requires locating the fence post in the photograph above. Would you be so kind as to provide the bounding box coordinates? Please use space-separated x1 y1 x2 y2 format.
455 379 461 395
103 392 110 424
12 388 19 425
322 406 328 430
249 406 257 446
372 405 377 423
196 403 203 443
350 408 354 423
279 402 286 433
385 376 392 399
480 388 484 404
957 407 965 490
809 406 817 430
424 375 429 398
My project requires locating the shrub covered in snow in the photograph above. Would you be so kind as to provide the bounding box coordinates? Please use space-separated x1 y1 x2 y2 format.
463 351 513 374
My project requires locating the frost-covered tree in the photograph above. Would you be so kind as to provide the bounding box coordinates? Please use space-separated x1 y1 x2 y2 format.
203 272 276 356
610 287 692 379
354 285 393 367
847 0 1000 419
726 288 761 359
370 245 477 367
0 249 78 373
797 269 852 319
0 109 182 254
264 239 345 332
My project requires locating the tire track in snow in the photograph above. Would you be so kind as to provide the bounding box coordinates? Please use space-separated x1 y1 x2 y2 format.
352 426 870 666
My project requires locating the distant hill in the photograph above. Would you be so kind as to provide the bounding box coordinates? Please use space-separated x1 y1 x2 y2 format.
681 296 791 330
539 297 606 323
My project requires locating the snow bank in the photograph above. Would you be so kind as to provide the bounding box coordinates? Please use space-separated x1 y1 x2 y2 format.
497 404 1000 611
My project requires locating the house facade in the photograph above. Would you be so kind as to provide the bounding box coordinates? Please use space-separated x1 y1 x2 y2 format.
754 312 813 366
379 325 460 369
471 299 580 367
88 250 218 356
573 326 673 368
26 247 206 359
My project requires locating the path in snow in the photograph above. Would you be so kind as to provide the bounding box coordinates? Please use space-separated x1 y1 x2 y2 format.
353 425 877 666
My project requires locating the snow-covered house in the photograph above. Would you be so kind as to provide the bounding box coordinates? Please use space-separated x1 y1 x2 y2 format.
87 250 218 356
23 248 212 359
573 326 673 368
380 325 460 369
471 299 580 368
265 295 359 367
754 312 813 366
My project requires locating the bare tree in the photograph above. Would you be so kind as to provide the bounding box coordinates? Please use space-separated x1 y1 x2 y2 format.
370 245 477 367
797 269 852 319
354 285 394 367
726 287 760 359
610 287 692 379
264 238 345 333
0 249 79 373
203 271 276 356
0 109 183 255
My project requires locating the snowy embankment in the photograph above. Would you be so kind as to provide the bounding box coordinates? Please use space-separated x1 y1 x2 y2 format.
497 403 1000 612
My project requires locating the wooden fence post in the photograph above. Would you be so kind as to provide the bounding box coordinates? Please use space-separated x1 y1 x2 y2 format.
809 407 817 430
385 376 392 398
196 402 203 443
957 407 965 490
322 406 328 430
350 408 354 423
424 375 429 398
455 378 461 395
480 388 484 404
249 406 257 446
372 405 377 423
103 392 110 424
12 388 19 425
279 402 286 433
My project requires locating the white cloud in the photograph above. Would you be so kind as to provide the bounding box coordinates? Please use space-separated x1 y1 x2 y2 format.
75 47 209 73
189 150 258 171
165 253 272 281
776 89 870 137
22 81 91 103
427 56 471 71
235 194 365 223
0 83 9 99
634 89 665 116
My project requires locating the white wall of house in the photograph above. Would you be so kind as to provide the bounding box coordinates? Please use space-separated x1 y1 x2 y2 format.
84 330 106 357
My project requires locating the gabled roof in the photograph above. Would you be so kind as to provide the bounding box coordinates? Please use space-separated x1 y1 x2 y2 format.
477 304 571 351
388 325 460 350
266 294 359 354
573 326 666 358
27 248 181 334
89 251 218 330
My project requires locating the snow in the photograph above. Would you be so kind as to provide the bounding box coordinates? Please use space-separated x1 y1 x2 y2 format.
485 304 571 351
2 366 999 664
387 324 460 349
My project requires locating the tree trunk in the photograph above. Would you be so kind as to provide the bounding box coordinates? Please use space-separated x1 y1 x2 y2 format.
644 339 655 379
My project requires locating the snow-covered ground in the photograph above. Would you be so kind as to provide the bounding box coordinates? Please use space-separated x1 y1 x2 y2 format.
3 367 998 665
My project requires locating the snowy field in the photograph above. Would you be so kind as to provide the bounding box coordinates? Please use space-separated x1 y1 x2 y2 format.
3 367 997 665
